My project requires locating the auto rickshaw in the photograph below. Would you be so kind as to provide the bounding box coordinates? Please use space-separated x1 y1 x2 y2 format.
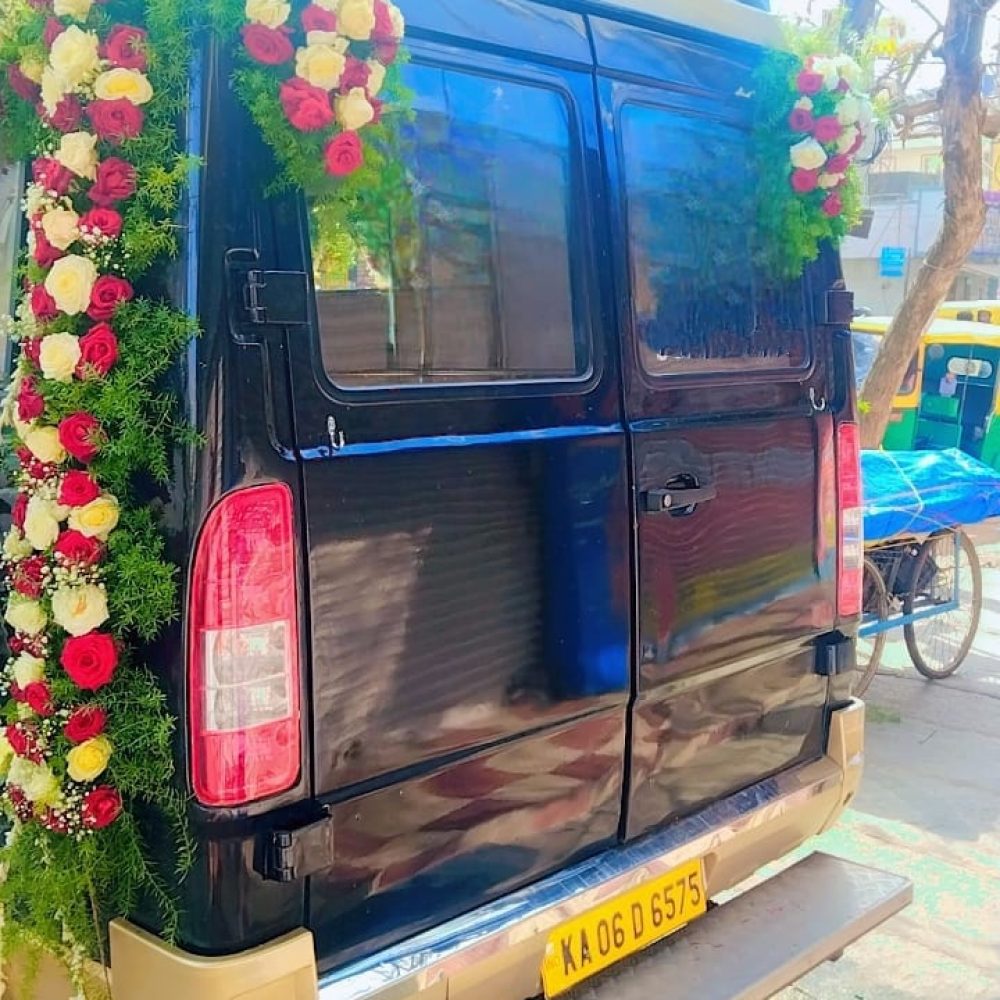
939 300 1000 324
852 316 1000 467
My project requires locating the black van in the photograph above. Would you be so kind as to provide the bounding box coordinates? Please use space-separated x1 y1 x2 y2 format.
6 1 911 997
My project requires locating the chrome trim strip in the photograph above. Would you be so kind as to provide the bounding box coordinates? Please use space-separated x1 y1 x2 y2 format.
318 759 840 1000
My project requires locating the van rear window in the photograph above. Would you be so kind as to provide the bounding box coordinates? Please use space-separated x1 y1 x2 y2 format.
620 105 809 378
309 64 588 389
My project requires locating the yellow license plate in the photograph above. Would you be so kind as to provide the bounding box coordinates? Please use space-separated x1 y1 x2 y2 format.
541 858 706 997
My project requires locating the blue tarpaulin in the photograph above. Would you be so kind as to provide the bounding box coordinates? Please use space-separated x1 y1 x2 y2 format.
863 449 1000 543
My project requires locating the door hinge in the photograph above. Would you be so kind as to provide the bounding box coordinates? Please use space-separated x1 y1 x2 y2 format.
242 269 311 327
257 808 334 883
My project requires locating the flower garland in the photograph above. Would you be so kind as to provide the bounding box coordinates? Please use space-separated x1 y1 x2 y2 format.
754 48 873 280
0 0 200 988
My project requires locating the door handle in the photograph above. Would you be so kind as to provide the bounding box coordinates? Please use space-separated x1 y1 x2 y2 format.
643 484 718 514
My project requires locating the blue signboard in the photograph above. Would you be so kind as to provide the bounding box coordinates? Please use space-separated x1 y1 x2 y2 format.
880 246 907 278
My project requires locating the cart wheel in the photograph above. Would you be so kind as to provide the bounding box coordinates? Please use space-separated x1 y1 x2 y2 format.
855 557 889 696
904 529 982 680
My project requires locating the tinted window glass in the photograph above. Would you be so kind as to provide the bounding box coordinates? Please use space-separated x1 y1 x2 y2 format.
621 105 808 377
310 64 586 388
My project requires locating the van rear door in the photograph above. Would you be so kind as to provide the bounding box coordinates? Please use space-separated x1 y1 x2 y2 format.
592 19 839 839
268 4 632 969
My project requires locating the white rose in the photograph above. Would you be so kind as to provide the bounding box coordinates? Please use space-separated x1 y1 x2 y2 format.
789 137 827 172
39 332 82 383
306 30 342 46
818 173 842 189
366 59 386 97
314 0 338 8
49 25 100 90
837 125 861 154
296 44 347 91
53 0 94 20
3 529 35 562
245 0 291 28
810 56 840 91
336 86 375 131
0 735 13 779
836 93 861 126
51 583 109 636
24 426 67 466
387 2 404 38
40 208 81 251
794 97 813 112
338 0 376 40
93 68 154 106
19 57 44 85
41 66 67 117
55 131 98 181
44 255 97 316
24 496 61 551
7 757 61 806
5 597 47 636
12 654 45 690
834 55 863 90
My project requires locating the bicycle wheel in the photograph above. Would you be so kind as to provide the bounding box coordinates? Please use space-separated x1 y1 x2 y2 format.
904 529 982 679
855 557 889 697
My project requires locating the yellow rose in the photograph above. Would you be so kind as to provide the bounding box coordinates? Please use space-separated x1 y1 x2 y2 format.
49 25 100 89
5 597 47 636
93 68 154 106
53 0 94 20
295 44 347 91
245 0 291 28
40 332 82 383
336 87 375 131
55 131 98 180
338 0 376 40
41 66 67 116
69 494 120 541
8 757 61 805
24 496 61 551
51 583 108 636
67 736 112 783
3 529 35 563
41 207 81 252
45 254 97 316
12 653 45 689
19 57 44 85
24 426 68 466
0 735 13 779
366 59 386 96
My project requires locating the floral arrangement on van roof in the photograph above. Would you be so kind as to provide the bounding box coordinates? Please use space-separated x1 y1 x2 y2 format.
754 47 873 280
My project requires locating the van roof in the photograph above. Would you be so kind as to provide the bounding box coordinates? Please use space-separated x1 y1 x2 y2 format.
539 0 784 49
853 315 1000 346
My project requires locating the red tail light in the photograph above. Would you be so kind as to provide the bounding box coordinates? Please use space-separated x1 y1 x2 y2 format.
836 422 863 618
189 483 301 806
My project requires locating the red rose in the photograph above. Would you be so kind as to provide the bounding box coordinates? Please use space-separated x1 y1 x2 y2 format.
6 724 42 763
23 682 54 718
21 338 41 367
89 157 137 207
32 157 73 196
54 529 103 566
43 17 64 47
61 632 118 690
373 0 395 40
58 412 104 464
17 378 45 423
30 284 58 321
87 98 144 144
82 786 122 829
375 39 399 64
788 108 814 133
39 94 82 132
340 56 370 91
790 168 819 194
822 193 844 218
11 493 27 530
102 25 148 71
280 78 334 132
796 70 824 96
813 115 842 144
324 131 364 177
76 323 118 377
87 275 133 320
80 207 123 240
6 65 39 103
301 3 337 31
242 24 294 66
12 556 46 599
58 470 100 507
64 705 107 744
32 227 64 268
827 153 851 174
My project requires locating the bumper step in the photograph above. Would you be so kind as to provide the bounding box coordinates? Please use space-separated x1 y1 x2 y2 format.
566 852 912 1000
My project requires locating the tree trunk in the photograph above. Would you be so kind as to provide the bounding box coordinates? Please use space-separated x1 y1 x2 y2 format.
859 0 996 448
